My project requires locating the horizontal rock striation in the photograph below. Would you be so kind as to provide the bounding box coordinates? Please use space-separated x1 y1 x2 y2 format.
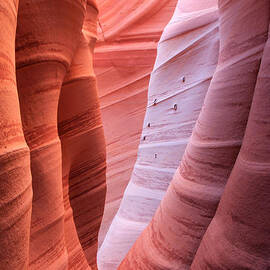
58 2 106 269
191 19 270 270
95 0 178 247
119 0 270 269
0 1 32 269
0 0 106 269
98 0 219 269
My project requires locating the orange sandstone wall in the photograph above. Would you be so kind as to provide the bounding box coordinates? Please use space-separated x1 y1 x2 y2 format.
58 2 106 269
95 0 178 246
16 0 86 268
1 1 269 269
0 0 105 269
0 1 32 269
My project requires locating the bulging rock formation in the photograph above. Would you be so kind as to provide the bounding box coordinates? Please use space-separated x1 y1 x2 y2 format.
0 1 32 269
95 0 178 244
119 0 270 269
97 0 219 269
191 20 270 270
1 0 106 269
16 0 87 268
58 2 106 269
0 0 270 269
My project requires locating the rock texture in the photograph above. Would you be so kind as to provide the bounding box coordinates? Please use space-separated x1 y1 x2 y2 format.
0 1 32 269
97 0 219 269
0 0 270 269
0 0 105 269
191 19 270 270
119 0 270 269
16 1 87 268
95 0 178 245
58 2 106 269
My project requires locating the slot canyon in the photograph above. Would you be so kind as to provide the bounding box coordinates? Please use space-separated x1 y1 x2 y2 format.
0 0 269 270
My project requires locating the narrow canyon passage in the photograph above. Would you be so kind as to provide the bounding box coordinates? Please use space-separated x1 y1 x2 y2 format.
0 0 269 269
95 0 178 246
97 0 219 268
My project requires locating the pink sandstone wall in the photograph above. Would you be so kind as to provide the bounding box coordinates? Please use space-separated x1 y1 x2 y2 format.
0 1 269 269
98 0 219 269
95 0 178 246
119 0 270 269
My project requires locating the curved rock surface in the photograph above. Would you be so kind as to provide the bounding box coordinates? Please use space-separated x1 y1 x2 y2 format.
0 1 32 269
95 0 178 246
0 0 105 269
191 20 270 270
119 0 270 269
16 1 87 268
58 2 106 269
97 0 219 269
0 1 269 269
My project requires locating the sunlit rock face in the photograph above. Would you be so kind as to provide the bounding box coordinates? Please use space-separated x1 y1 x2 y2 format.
95 0 178 247
97 0 219 269
119 0 270 269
